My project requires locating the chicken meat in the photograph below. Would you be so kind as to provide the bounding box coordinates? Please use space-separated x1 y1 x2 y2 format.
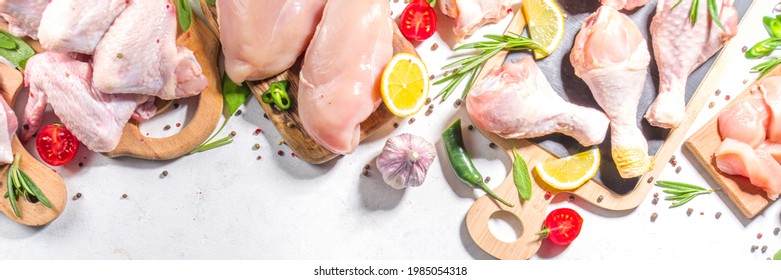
0 97 17 164
716 138 781 200
38 0 127 54
570 5 651 178
0 0 48 39
218 0 326 84
438 0 511 42
757 76 781 143
93 0 208 100
298 0 393 155
600 0 649 10
24 52 151 152
466 56 609 146
644 0 738 128
717 91 769 148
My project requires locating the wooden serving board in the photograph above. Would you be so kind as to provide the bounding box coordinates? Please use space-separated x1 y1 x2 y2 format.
465 1 758 259
202 4 416 164
0 64 67 226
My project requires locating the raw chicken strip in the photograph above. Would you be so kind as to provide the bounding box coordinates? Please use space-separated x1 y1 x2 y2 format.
758 142 781 165
438 0 511 42
718 92 769 148
298 0 393 155
93 0 208 100
466 56 609 146
716 138 781 200
38 0 127 54
570 6 651 178
0 97 17 164
756 76 781 142
0 0 48 39
600 0 649 10
218 0 326 83
25 52 149 152
644 0 738 128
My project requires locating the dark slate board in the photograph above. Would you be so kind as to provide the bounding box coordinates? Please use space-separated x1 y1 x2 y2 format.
505 0 752 195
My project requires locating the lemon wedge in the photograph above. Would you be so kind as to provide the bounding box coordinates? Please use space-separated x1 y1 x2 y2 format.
522 0 566 59
535 149 600 191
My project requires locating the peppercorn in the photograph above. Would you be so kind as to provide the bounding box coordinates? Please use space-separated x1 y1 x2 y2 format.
774 227 780 235
430 43 439 51
408 118 416 125
569 195 575 202
751 245 759 252
761 245 768 253
687 208 693 216
393 123 399 128
277 150 284 156
544 192 552 200
757 233 763 239
230 131 237 137
647 176 654 184
650 213 658 222
652 197 659 205
675 166 682 173
364 164 371 170
715 89 721 96
72 193 82 201
715 212 722 219
163 125 171 130
489 143 497 149
235 110 242 116
484 176 491 184
121 194 128 199
597 195 604 203
161 170 169 177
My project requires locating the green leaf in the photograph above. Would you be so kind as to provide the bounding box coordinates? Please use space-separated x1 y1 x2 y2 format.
774 249 781 260
707 0 725 31
177 0 193 33
0 30 35 70
222 73 251 118
0 32 17 50
18 169 51 209
427 0 437 8
206 0 216 5
512 148 532 201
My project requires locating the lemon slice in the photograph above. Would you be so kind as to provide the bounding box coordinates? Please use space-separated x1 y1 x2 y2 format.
522 0 565 59
535 149 600 190
381 53 430 117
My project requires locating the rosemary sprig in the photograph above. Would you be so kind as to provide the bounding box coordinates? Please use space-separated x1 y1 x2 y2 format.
655 180 712 208
751 57 781 78
3 154 51 218
672 0 725 30
434 32 540 102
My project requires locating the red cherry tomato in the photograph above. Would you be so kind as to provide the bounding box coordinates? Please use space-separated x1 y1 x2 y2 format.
539 208 583 245
36 123 79 166
399 0 437 41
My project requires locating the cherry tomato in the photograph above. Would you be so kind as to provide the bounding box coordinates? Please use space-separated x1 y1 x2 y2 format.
399 0 437 41
36 123 79 166
539 208 583 245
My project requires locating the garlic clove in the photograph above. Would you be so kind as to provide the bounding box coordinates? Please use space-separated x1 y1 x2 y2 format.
376 133 436 189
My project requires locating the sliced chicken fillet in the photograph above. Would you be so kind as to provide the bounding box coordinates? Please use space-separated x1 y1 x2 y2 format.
218 0 326 83
718 92 769 148
716 138 781 200
756 76 781 143
298 0 393 154
466 56 609 146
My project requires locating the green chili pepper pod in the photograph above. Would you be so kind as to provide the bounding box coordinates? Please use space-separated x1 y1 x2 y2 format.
745 38 781 59
262 81 291 110
442 119 514 207
764 16 781 39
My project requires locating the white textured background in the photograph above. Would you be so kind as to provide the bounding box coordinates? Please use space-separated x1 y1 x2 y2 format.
1 0 779 260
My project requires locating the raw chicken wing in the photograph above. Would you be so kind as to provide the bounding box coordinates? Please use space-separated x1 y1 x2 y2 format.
218 0 326 83
466 56 609 146
0 0 48 39
298 0 393 154
570 6 651 178
644 0 738 128
38 0 127 54
438 0 511 42
93 0 208 100
24 52 149 152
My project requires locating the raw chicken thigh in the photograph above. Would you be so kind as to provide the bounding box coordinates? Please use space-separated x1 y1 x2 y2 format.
600 0 649 10
644 0 738 128
570 5 651 178
25 52 150 152
218 0 326 83
466 56 609 147
38 0 127 54
438 0 511 42
0 97 17 164
93 0 207 100
0 0 48 39
298 0 393 154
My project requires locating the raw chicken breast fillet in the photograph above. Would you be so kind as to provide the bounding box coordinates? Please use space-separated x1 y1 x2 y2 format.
716 138 781 200
25 52 150 152
38 0 127 54
298 0 393 155
0 0 48 39
466 56 609 147
218 0 326 83
93 0 207 100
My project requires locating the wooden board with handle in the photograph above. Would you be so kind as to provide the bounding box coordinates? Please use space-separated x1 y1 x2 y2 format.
0 64 66 226
464 1 760 259
684 69 781 219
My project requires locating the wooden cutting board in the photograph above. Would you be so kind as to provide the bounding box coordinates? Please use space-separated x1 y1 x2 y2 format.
0 64 67 226
684 69 781 219
203 4 416 164
465 1 759 259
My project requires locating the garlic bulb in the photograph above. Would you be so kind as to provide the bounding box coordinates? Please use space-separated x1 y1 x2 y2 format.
376 133 436 189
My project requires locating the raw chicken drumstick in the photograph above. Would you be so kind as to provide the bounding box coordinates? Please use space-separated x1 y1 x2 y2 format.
644 0 738 128
571 5 652 178
466 56 609 147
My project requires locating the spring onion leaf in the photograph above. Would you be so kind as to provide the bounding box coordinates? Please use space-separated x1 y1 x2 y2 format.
655 181 712 208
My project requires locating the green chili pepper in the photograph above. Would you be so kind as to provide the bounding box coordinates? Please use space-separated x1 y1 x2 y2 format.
746 38 781 59
442 119 514 207
262 80 291 110
764 16 781 39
